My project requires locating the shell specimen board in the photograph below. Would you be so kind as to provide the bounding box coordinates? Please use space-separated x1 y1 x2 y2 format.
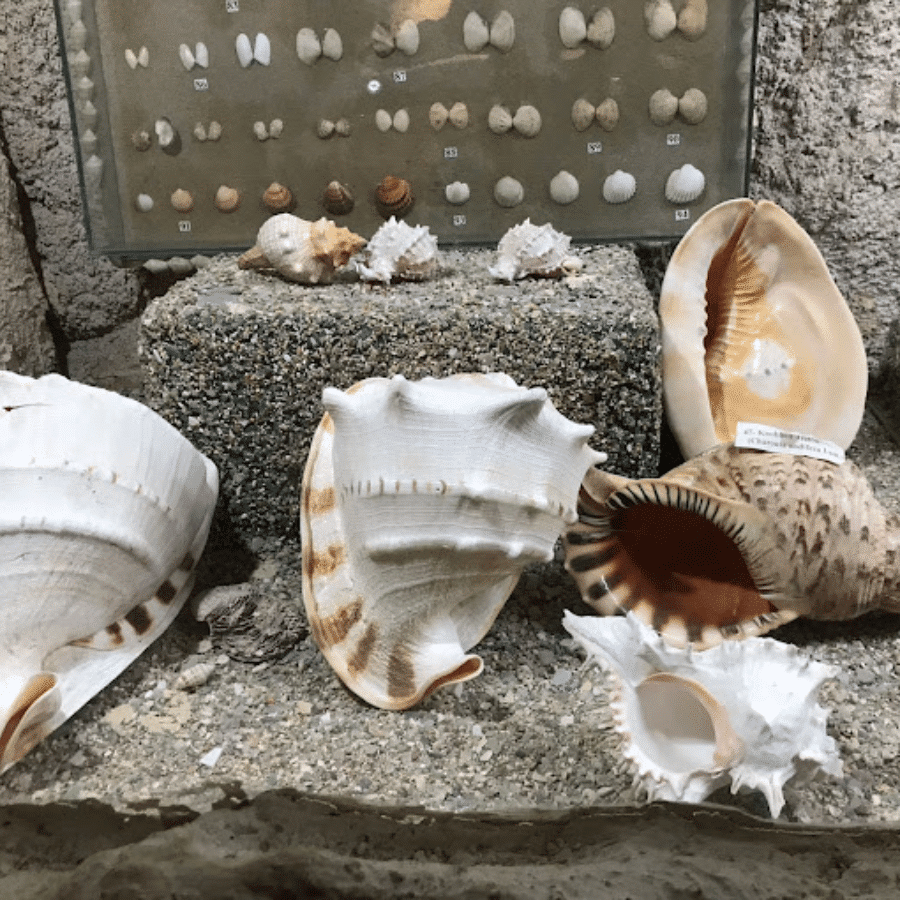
0 372 219 771
563 611 842 817
564 443 900 650
660 198 868 459
301 373 605 710
489 219 582 282
354 217 439 284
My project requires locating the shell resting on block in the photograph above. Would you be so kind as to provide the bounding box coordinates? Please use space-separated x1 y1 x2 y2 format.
238 214 366 284
0 372 219 770
301 373 606 710
355 217 439 284
488 218 582 282
660 198 868 459
564 443 900 650
563 611 842 817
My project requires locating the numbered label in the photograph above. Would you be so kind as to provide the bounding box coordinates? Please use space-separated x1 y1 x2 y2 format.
587 141 603 154
674 209 690 222
453 214 467 227
225 0 239 11
393 69 407 84
178 220 192 232
443 146 458 159
666 133 681 146
193 78 209 91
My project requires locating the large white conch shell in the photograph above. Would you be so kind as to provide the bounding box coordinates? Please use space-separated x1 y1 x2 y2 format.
301 373 605 710
355 217 439 283
0 373 219 770
563 611 842 817
488 219 582 282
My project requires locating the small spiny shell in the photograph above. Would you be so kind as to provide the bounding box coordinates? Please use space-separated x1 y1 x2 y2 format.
296 28 322 64
559 7 587 48
322 181 354 216
263 182 295 213
449 102 469 128
493 176 524 208
586 8 615 48
170 188 194 213
512 104 542 137
571 98 596 132
649 89 679 125
375 175 414 219
214 185 240 213
678 88 708 124
595 98 619 131
602 170 637 204
395 19 420 56
429 102 449 130
488 104 513 134
355 217 440 283
549 170 579 205
463 11 490 51
678 0 708 39
489 218 581 281
665 163 705 203
645 0 677 40
490 10 516 52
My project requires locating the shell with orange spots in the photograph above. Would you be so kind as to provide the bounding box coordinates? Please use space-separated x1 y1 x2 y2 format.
300 372 605 710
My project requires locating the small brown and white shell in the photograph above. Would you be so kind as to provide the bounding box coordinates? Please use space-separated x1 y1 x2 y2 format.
322 181 354 216
301 373 605 709
449 102 469 128
173 661 216 691
0 372 218 770
564 443 900 650
660 199 868 457
263 182 295 214
429 102 449 130
355 217 439 284
374 175 414 219
170 188 194 213
489 218 581 281
214 185 240 213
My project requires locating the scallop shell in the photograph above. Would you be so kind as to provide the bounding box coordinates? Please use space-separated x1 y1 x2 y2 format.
488 104 513 134
214 185 240 213
0 373 218 770
448 102 469 129
586 8 615 48
564 443 900 650
659 199 867 457
238 214 366 284
355 217 439 284
559 7 587 48
678 0 708 39
563 611 842 817
664 163 705 203
322 181 354 216
263 182 295 214
301 373 605 710
489 218 581 281
602 170 637 204
374 175 414 219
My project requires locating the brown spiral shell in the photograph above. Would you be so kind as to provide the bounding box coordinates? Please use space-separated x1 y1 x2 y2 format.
374 175 414 219
262 182 295 213
321 181 354 216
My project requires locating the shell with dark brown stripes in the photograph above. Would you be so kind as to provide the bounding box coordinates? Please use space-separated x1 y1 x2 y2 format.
564 443 900 649
0 372 218 770
300 373 605 710
660 199 868 459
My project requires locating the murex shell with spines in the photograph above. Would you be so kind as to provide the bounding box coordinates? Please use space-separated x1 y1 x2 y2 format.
0 372 218 770
355 217 439 284
564 443 900 649
301 373 605 709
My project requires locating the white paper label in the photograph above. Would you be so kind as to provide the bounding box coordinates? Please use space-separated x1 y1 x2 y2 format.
735 422 845 465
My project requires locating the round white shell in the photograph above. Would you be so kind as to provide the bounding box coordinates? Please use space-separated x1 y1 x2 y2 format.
463 11 490 51
603 170 636 204
444 181 470 205
489 218 581 281
559 7 587 47
549 170 579 205
355 217 440 284
665 164 705 203
493 176 524 208
321 28 343 61
296 28 321 64
395 19 420 56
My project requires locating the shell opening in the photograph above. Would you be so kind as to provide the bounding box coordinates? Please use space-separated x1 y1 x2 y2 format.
422 656 483 699
0 673 58 766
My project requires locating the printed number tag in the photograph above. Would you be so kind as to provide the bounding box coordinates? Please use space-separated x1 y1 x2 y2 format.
587 141 603 154
178 220 192 233
453 215 467 227
393 69 407 83
193 78 209 91
674 209 690 221
443 146 458 159
226 0 239 11
666 133 681 146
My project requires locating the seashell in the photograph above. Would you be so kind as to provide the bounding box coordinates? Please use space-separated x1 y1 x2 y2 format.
488 104 513 134
559 7 587 48
658 199 868 457
649 88 679 125
193 121 207 142
239 214 365 283
173 661 216 692
490 10 516 52
448 102 469 129
595 97 619 131
296 27 322 64
678 0 708 39
429 102 449 130
69 19 87 52
0 372 218 771
268 118 284 139
645 0 677 40
444 181 470 205
462 11 490 52
371 22 395 57
84 155 103 187
125 48 139 70
586 8 615 48
563 611 842 817
80 129 97 156
493 176 524 208
322 28 343 61
135 193 154 213
253 120 269 141
664 163 705 203
392 108 411 133
355 217 439 284
69 49 91 78
512 104 542 137
602 169 637 204
194 42 209 68
155 117 177 150
263 181 295 213
549 170 579 205
489 218 581 281
137 46 149 67
375 109 393 133
235 33 253 67
75 76 94 103
375 175 414 219
81 100 98 129
322 181 354 216
300 373 605 710
334 118 351 137
207 120 222 141
564 442 900 652
178 43 195 70
395 19 420 56
170 188 193 213
214 185 240 213
317 119 336 139
571 99 595 132
678 88 708 124
254 33 271 66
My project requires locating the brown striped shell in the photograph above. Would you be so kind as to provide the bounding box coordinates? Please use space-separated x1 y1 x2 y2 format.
374 175 414 219
262 182 295 213
321 181 354 216
564 443 900 649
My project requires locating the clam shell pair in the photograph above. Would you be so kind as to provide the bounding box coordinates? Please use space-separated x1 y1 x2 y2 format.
0 373 218 770
301 373 605 709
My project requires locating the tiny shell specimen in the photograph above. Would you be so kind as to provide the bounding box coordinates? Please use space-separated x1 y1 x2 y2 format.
649 88 679 125
214 185 240 213
301 373 605 709
586 7 615 48
254 33 271 65
665 163 705 203
564 611 842 817
375 109 393 133
355 217 440 283
659 199 868 458
334 118 351 137
571 98 595 131
170 188 194 213
595 97 619 131
296 28 321 64
493 176 524 208
559 6 587 48
137 46 149 67
178 43 195 70
263 182 295 213
463 11 490 52
81 100 98 129
602 169 637 204
135 193 154 212
125 48 139 69
549 170 579 205
235 33 253 67
75 77 94 102
239 214 366 283
207 121 222 141
512 104 542 137
678 88 708 124
193 121 207 142
317 119 336 139
268 118 284 139
444 181 470 204
194 42 209 68
131 129 151 151
322 181 354 216
645 0 677 40
490 10 516 52
155 118 176 148
253 120 269 141
69 49 91 77
173 661 216 691
488 104 513 134
392 108 411 133
69 19 87 52
678 0 708 39
429 102 449 130
371 22 395 56
489 218 581 280
375 175 414 219
449 102 469 128
395 19 420 55
322 28 343 60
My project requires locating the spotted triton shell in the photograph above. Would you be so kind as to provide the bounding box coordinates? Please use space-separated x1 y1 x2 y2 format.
0 372 218 770
301 373 605 709
564 443 900 649
355 217 439 284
